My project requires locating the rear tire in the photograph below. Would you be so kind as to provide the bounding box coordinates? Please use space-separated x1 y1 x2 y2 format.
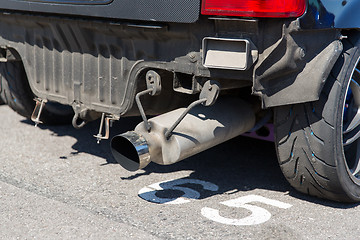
274 31 360 202
0 61 73 125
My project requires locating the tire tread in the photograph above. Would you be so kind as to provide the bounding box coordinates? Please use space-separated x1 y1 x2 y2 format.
275 31 360 201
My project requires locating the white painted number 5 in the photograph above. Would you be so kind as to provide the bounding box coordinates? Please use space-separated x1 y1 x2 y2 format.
201 195 292 226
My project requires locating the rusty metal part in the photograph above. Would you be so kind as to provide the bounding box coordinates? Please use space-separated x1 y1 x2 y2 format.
31 98 48 127
93 113 120 144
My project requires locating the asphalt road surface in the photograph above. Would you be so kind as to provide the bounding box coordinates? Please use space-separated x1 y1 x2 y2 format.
0 105 359 240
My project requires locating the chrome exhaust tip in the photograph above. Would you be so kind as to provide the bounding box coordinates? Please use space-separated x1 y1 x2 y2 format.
110 131 151 171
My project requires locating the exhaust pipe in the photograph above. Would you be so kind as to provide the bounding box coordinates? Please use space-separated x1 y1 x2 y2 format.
111 98 255 171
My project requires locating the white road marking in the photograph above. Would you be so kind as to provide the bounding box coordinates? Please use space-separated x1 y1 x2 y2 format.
201 194 292 226
138 178 219 204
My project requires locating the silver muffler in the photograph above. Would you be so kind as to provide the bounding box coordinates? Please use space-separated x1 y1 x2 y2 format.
111 98 255 171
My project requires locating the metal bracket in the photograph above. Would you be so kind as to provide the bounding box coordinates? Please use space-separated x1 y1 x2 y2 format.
136 70 162 132
31 98 48 127
93 113 119 144
72 114 87 129
71 102 88 129
164 80 220 139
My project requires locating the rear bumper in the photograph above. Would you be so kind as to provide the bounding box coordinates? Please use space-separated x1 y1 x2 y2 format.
0 12 342 116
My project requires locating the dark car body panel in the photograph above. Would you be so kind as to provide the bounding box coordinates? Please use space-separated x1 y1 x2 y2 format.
300 0 360 29
25 0 113 4
1 0 359 28
0 0 200 23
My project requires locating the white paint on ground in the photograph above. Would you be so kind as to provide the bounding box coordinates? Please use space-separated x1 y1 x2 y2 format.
138 178 219 204
201 194 292 226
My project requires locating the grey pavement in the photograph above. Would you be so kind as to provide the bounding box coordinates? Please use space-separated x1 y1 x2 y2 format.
0 105 359 239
